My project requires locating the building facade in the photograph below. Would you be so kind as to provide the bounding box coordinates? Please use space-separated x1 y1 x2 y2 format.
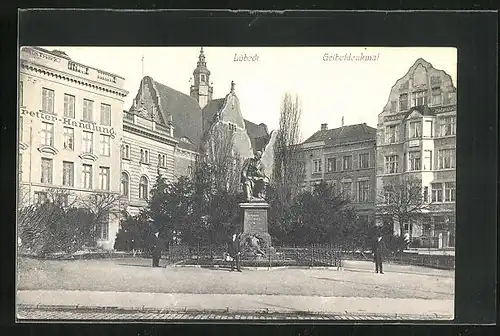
375 58 456 248
18 47 128 249
300 123 377 223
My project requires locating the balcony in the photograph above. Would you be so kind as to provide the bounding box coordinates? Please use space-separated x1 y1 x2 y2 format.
68 61 89 75
123 111 135 122
97 70 117 83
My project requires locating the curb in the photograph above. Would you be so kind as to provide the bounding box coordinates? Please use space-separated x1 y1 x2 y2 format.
167 264 343 271
17 304 452 320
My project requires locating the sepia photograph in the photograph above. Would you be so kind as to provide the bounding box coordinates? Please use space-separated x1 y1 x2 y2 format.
16 46 457 321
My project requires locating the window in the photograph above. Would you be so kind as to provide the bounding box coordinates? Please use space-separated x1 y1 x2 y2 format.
158 154 166 168
121 172 129 197
41 88 54 114
99 166 110 190
82 164 93 189
399 93 408 111
358 180 370 203
19 81 23 107
384 155 398 174
439 116 456 136
139 176 149 200
423 150 432 170
444 182 456 202
431 87 442 106
140 149 150 164
228 123 237 133
100 134 111 156
312 159 322 173
122 144 130 160
40 158 53 184
98 214 109 240
187 165 193 176
385 125 398 144
423 186 429 203
411 90 427 107
326 158 337 172
358 153 369 169
41 122 54 146
438 148 455 169
431 183 443 202
341 181 352 199
100 103 111 126
63 127 74 150
34 191 48 204
342 156 352 170
409 122 422 138
423 120 433 137
64 94 75 118
83 99 93 122
82 131 93 153
201 74 206 82
408 151 421 171
62 161 74 187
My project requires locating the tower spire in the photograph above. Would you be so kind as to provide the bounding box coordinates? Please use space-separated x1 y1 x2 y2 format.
197 47 206 67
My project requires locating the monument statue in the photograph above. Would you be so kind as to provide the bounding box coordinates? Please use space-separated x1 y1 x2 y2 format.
241 151 270 202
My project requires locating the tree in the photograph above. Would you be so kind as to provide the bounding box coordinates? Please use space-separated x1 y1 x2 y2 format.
146 172 171 240
272 93 304 209
376 175 430 240
79 191 123 244
114 210 150 252
283 180 356 246
203 123 242 194
269 93 304 243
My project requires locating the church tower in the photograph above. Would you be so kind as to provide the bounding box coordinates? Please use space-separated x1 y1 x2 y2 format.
190 47 213 109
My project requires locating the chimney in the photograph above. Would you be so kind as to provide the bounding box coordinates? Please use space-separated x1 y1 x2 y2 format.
321 123 328 131
341 116 345 127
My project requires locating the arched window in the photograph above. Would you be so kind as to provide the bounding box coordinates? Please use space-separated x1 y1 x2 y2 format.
121 172 129 198
139 175 148 200
140 149 144 163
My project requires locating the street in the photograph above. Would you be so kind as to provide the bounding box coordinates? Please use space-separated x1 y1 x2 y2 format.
17 257 454 320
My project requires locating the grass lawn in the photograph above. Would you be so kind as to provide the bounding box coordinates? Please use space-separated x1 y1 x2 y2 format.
17 257 454 300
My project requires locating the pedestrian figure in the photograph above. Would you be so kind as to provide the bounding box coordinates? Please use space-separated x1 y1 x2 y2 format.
228 233 242 272
151 231 162 268
373 234 385 274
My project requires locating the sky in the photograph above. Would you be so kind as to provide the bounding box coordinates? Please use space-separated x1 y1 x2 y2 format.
48 47 457 141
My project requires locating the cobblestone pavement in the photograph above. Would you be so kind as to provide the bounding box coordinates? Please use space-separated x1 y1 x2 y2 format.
17 306 452 321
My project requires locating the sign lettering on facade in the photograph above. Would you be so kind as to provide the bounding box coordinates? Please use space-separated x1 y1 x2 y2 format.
20 108 117 138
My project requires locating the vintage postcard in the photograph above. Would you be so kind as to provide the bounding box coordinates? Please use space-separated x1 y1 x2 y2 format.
16 46 456 321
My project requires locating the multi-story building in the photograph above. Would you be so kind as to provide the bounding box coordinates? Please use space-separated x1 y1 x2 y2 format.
18 47 128 249
375 58 456 248
121 77 179 216
300 122 377 223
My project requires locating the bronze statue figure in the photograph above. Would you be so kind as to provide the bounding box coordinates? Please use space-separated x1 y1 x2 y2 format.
241 151 269 202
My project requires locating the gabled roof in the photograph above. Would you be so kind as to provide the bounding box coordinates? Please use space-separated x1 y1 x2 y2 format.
147 77 204 149
202 98 225 132
244 119 269 140
245 120 270 152
304 123 376 146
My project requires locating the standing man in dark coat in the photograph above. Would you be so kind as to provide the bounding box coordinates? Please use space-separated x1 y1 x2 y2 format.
373 233 385 274
228 233 242 272
151 231 162 268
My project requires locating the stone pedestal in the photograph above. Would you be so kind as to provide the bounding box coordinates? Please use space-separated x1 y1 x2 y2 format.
239 202 273 258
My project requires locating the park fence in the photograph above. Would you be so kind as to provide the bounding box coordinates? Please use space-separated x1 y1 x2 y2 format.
164 243 343 268
340 250 455 270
